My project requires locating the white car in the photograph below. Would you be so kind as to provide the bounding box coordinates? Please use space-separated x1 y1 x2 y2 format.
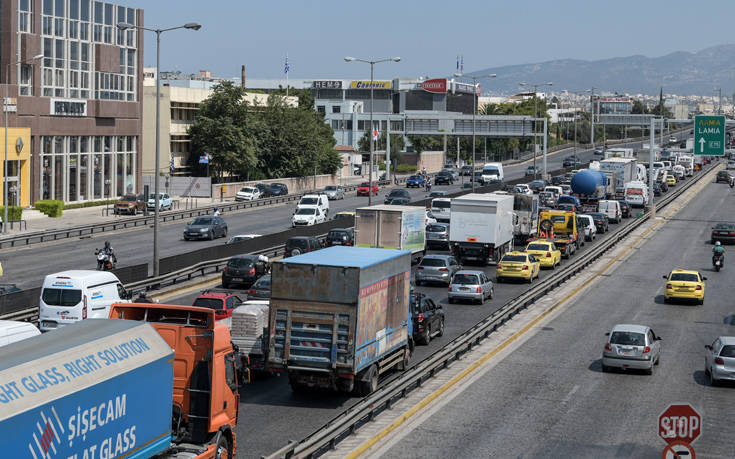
425 210 437 226
296 194 329 217
430 198 451 222
292 207 326 227
514 184 533 196
578 214 597 242
704 336 735 386
236 186 261 201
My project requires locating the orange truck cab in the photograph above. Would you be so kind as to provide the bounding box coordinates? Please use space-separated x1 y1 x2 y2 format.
110 303 241 459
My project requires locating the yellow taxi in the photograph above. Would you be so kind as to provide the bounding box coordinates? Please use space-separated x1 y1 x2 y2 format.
663 269 706 304
496 251 541 283
666 173 676 186
524 240 561 269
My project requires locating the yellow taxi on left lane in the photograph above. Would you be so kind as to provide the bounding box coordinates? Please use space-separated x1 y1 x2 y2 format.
524 239 561 269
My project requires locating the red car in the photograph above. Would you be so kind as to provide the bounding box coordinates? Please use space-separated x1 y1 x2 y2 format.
357 181 379 196
192 290 242 320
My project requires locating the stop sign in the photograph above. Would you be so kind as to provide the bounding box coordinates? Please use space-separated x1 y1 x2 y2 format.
658 404 702 445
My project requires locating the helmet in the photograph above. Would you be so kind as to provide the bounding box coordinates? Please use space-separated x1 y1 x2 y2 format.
716 241 722 246
104 241 111 248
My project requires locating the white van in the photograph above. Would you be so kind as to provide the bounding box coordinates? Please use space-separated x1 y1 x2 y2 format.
430 198 451 222
296 194 329 217
39 270 130 332
598 200 622 223
624 181 649 208
0 320 40 346
481 162 504 183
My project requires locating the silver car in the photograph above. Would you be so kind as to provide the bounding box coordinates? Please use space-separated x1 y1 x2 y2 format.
602 324 661 374
323 185 345 200
704 336 735 386
447 270 494 304
415 254 460 286
426 223 450 250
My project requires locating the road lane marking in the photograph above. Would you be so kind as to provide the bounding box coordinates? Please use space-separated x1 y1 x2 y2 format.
562 384 580 403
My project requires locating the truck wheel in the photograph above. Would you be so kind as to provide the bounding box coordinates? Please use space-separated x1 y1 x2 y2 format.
359 365 379 396
397 347 411 371
215 434 231 459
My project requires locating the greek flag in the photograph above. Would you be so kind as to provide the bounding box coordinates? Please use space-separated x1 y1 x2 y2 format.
460 55 464 72
456 55 459 71
284 55 290 74
170 155 175 172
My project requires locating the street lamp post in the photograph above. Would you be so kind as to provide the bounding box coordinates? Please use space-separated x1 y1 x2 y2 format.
519 82 552 179
454 72 496 192
117 21 201 276
4 53 43 233
344 56 400 206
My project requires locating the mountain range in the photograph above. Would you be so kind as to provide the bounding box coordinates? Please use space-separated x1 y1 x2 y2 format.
468 44 735 97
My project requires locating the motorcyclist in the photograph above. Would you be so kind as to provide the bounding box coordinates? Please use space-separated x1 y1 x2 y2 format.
713 241 725 266
213 206 221 217
135 292 153 303
425 177 432 192
97 241 117 269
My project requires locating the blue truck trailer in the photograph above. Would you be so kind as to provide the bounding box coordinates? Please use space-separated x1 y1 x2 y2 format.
0 319 174 458
267 246 413 395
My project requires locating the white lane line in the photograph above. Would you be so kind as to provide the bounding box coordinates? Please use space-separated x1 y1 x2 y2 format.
561 384 580 403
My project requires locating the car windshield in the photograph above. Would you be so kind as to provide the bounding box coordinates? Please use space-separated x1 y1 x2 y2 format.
558 196 575 204
610 331 645 346
192 298 224 310
409 175 421 180
551 215 567 223
484 167 500 175
526 244 549 251
670 273 699 282
300 197 318 205
240 187 256 193
286 239 309 249
120 195 136 201
389 190 407 197
540 192 552 198
253 276 271 288
420 258 447 267
427 224 446 232
714 223 733 230
296 208 316 215
531 181 544 187
42 288 82 306
452 274 479 285
324 186 337 191
433 200 450 208
328 230 350 239
228 258 254 268
502 255 527 262
360 182 370 187
192 217 213 225
334 213 351 219
148 194 164 199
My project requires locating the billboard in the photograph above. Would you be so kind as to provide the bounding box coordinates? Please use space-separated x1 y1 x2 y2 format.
351 81 392 90
421 78 447 93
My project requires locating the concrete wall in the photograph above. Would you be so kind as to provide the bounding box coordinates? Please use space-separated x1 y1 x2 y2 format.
214 175 343 199
399 150 446 173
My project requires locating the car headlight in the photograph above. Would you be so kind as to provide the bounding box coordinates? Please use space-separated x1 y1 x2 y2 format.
200 228 208 232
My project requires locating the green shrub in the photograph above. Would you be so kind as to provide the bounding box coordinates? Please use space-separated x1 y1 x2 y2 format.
395 164 417 173
63 199 117 210
0 206 23 221
35 200 64 217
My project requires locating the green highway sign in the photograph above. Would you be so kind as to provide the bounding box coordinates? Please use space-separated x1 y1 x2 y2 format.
693 115 726 156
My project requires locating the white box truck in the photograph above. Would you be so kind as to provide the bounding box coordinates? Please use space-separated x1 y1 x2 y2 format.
598 158 636 190
449 193 514 264
604 148 634 159
356 205 426 263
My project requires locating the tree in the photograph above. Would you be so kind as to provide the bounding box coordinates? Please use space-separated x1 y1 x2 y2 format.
406 135 443 155
631 100 648 114
357 131 405 159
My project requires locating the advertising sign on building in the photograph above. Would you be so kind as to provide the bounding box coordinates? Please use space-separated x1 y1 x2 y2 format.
312 80 343 89
421 78 447 94
351 81 392 90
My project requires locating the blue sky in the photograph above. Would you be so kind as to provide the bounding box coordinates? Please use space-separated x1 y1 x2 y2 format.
123 0 735 80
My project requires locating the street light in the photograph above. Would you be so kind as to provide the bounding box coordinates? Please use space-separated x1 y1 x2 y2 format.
455 72 496 192
344 56 400 206
117 21 201 276
519 82 552 179
4 53 43 233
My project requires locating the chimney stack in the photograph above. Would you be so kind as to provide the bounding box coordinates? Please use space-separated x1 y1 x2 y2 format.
241 65 246 88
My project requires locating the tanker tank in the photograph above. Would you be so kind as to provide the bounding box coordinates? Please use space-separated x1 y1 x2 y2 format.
571 169 606 196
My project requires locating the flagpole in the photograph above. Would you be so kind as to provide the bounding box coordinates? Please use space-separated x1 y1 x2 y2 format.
285 53 289 98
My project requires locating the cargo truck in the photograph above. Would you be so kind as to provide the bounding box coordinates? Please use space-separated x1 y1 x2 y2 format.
0 306 241 458
355 205 426 263
449 193 515 264
491 191 538 244
267 246 413 395
598 158 636 190
536 209 580 258
604 147 634 159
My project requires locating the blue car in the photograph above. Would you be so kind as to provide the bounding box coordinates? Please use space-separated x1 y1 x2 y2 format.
406 174 425 188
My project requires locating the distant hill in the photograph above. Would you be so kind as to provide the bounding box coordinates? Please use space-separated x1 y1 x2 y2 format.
467 44 735 96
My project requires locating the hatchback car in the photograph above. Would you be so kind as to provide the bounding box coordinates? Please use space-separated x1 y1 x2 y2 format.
426 223 450 249
525 165 536 176
711 222 735 244
666 174 677 186
406 175 425 188
663 269 706 304
704 336 735 386
253 183 273 198
716 170 733 183
386 196 410 205
235 186 261 201
460 165 474 176
291 207 326 227
577 214 597 241
114 193 146 215
496 251 541 283
323 185 345 200
587 212 609 233
728 160 735 170
514 184 533 196
147 193 172 211
434 171 454 185
247 274 271 300
410 292 444 345
616 200 631 218
539 191 556 208
326 228 354 246
529 180 548 193
601 324 661 374
448 270 494 304
222 254 268 288
183 216 228 240
384 188 411 204
284 236 323 257
415 254 460 286
357 181 379 196
524 240 561 269
268 183 289 196
192 291 242 321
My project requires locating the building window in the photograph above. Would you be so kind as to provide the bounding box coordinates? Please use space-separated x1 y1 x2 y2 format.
18 0 33 33
19 65 33 96
332 105 341 114
317 106 325 114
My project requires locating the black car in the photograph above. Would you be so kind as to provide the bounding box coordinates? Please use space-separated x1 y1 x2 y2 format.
284 236 322 257
222 254 267 288
563 157 583 168
326 228 354 246
386 196 410 205
253 183 272 198
434 171 454 185
183 216 228 240
460 165 474 176
716 170 732 183
529 179 548 193
247 274 271 300
410 292 444 345
551 175 565 186
616 200 631 218
653 182 662 196
588 212 609 233
711 222 735 244
472 171 484 184
384 188 411 204
268 183 289 196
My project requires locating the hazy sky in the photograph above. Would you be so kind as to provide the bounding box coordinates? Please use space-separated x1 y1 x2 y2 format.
123 0 735 80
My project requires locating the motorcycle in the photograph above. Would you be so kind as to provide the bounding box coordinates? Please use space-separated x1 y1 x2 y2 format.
95 249 116 271
713 253 724 272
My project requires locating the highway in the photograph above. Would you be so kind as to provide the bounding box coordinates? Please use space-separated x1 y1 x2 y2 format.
1 135 677 290
160 150 692 458
377 173 735 458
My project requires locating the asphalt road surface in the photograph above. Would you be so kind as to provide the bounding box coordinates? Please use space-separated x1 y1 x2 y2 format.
380 170 735 458
2 134 686 290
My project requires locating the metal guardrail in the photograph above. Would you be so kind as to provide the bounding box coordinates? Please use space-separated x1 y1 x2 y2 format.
263 161 718 459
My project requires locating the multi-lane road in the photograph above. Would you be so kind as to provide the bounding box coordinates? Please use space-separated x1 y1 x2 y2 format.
2 135 682 290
